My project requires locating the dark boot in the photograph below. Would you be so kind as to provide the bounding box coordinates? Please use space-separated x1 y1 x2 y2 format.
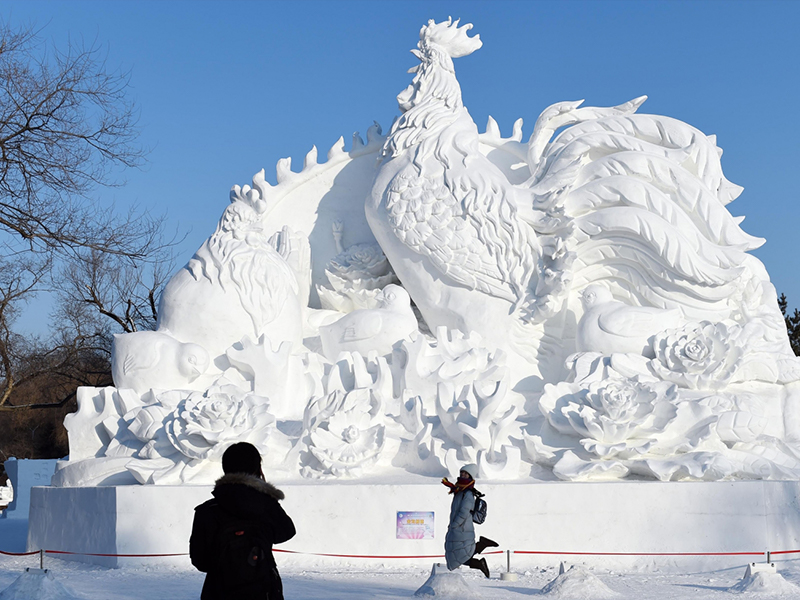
466 557 490 579
474 536 499 555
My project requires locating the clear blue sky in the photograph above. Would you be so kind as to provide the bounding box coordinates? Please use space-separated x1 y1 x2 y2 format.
4 0 800 333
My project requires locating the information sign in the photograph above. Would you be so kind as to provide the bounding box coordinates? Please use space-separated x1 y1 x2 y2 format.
396 511 434 539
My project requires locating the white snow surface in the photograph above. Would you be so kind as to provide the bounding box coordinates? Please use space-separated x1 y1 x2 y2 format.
414 563 481 598
0 569 80 600
4 554 800 599
541 565 620 598
730 571 800 595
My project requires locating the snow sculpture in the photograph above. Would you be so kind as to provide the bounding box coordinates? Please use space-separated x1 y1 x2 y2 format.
155 201 307 374
111 331 210 394
316 220 399 313
577 284 682 356
55 17 800 487
318 284 418 360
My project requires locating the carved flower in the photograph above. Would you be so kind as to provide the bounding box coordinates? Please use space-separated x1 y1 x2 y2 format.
330 243 393 282
164 388 275 460
401 327 506 413
649 322 743 390
317 242 398 312
129 404 171 442
303 388 386 477
540 379 678 458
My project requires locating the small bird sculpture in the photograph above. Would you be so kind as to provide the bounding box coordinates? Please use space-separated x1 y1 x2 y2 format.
319 284 418 360
111 331 211 394
576 284 683 357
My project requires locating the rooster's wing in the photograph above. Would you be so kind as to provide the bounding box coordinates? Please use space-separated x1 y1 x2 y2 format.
384 170 531 303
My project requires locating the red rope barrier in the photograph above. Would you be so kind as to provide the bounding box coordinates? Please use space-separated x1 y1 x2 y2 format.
273 549 504 559
44 550 188 558
275 549 445 559
3 548 796 560
513 550 765 557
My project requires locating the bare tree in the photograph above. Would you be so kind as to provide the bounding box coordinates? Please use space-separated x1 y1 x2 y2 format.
0 21 164 258
0 246 177 412
56 247 175 335
0 255 50 407
0 20 178 420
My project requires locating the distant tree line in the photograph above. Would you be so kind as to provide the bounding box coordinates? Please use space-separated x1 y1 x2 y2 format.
779 293 800 357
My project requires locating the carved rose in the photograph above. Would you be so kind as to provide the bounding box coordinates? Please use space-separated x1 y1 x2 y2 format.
317 243 398 312
541 379 678 458
330 243 393 282
165 389 274 460
649 322 743 390
303 389 386 477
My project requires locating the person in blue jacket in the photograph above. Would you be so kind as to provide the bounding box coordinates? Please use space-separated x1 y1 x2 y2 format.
442 463 498 578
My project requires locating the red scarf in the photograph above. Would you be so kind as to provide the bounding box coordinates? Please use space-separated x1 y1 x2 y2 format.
442 476 474 495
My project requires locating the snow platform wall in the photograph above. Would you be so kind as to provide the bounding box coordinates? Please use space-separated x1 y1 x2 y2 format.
27 480 800 571
2 459 58 519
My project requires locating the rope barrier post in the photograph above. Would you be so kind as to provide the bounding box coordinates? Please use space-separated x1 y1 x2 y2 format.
500 549 518 582
767 551 771 564
39 549 44 570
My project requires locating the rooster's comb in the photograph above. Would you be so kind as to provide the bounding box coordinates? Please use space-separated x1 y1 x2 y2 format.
419 17 482 58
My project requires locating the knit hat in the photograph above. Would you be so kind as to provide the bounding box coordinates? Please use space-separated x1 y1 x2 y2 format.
460 463 479 480
222 442 262 476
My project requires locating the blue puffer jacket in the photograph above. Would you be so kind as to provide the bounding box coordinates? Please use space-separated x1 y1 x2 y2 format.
444 488 476 570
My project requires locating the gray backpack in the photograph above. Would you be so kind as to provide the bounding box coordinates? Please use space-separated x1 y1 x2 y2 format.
472 490 487 524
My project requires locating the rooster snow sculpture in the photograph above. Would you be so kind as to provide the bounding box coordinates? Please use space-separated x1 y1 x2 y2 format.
58 17 800 487
368 17 794 389
367 19 544 380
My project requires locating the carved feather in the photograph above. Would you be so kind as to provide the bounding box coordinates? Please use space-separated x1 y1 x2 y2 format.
548 114 742 204
575 153 763 249
576 209 744 285
384 170 534 303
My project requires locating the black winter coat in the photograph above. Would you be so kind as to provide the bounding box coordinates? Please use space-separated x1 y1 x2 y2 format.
190 473 296 600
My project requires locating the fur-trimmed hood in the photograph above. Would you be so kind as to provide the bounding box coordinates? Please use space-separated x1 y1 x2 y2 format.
213 473 284 500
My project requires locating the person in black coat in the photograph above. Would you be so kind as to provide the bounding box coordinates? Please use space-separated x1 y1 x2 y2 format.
190 442 296 600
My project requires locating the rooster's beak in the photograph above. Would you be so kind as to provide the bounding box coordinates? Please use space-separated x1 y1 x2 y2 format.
408 49 423 73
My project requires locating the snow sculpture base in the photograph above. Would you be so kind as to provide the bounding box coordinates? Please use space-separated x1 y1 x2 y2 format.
732 570 800 594
28 480 800 570
0 569 80 600
414 563 481 598
541 564 618 599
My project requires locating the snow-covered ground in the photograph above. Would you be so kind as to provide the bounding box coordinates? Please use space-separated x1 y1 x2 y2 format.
3 553 800 599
